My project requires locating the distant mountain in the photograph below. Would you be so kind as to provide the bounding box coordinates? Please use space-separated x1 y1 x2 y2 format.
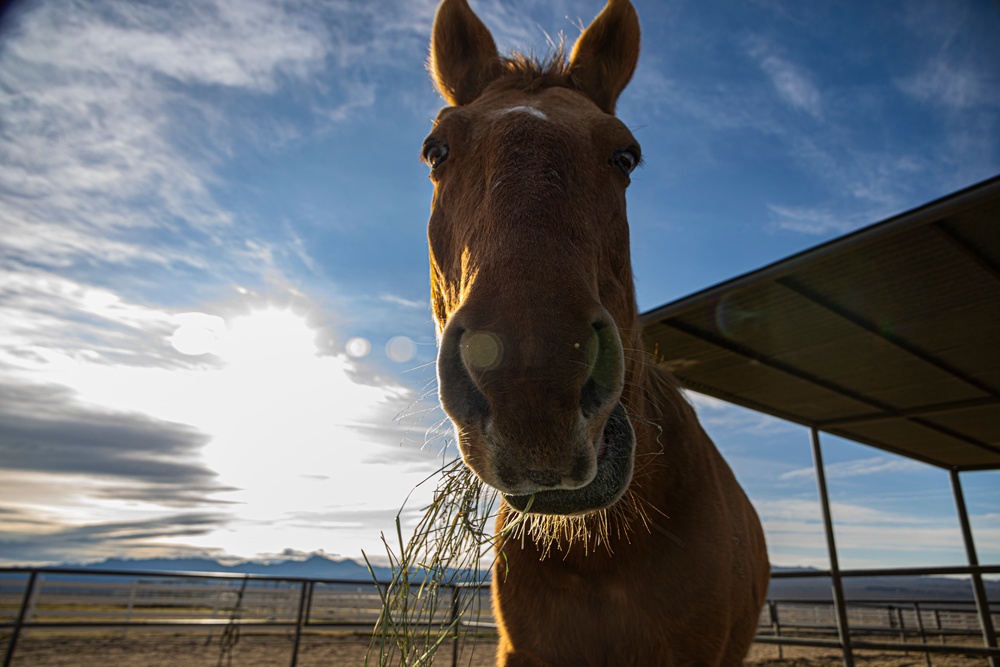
768 566 1000 601
32 559 997 603
61 554 394 583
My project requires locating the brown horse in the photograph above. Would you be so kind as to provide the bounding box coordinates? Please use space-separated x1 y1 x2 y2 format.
423 0 769 664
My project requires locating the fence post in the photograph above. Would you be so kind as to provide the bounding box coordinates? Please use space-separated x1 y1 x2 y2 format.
450 584 460 667
895 605 907 648
913 601 932 667
290 581 311 667
123 578 139 640
768 600 783 659
3 570 38 667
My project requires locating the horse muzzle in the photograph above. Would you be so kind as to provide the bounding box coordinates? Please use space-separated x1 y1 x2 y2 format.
503 402 635 515
436 306 635 515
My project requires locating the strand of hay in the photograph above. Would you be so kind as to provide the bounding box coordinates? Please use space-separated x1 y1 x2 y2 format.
364 458 506 667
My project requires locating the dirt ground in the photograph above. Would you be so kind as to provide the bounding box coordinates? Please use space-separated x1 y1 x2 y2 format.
2 632 993 666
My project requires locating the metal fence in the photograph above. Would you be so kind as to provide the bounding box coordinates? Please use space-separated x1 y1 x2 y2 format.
2 566 998 667
760 565 1000 665
759 596 1000 664
0 566 497 667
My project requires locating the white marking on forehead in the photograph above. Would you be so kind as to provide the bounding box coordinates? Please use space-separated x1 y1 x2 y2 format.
496 105 549 121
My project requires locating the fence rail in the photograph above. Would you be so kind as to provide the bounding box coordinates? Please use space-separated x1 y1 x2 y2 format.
2 567 998 666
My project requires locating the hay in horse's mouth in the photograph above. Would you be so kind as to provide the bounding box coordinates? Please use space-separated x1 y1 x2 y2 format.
503 402 635 516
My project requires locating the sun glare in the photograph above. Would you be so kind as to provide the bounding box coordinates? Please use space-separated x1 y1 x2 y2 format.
11 298 436 559
170 308 318 363
220 308 317 364
170 312 225 356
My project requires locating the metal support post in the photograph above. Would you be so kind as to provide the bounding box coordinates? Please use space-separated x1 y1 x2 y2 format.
949 468 999 667
811 428 855 667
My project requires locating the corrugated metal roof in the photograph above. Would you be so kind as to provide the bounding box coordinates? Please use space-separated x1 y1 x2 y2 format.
640 175 1000 471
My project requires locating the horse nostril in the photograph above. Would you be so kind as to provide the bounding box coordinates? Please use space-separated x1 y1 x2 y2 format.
580 319 621 418
438 323 491 426
580 377 610 419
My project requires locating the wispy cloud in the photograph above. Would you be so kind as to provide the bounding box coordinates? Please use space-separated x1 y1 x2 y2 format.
746 38 823 119
687 391 798 438
626 4 998 241
0 0 310 269
0 512 231 565
897 60 999 112
0 0 432 274
756 496 977 569
767 203 873 235
0 265 181 370
380 293 426 309
0 380 226 496
780 456 925 483
896 0 1000 113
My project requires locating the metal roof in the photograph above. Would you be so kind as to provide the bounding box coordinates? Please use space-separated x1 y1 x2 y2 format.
640 175 1000 472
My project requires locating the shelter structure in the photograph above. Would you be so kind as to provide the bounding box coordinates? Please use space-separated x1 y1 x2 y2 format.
641 175 1000 666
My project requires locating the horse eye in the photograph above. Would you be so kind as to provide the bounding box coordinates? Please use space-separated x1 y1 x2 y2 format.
423 141 449 169
612 148 640 176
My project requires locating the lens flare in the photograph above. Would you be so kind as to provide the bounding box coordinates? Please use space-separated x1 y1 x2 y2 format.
345 337 372 358
386 335 417 363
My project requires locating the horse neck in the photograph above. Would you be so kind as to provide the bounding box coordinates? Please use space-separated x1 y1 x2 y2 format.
625 333 712 502
618 308 697 445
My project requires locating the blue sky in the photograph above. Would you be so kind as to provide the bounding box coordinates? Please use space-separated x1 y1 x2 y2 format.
0 0 998 571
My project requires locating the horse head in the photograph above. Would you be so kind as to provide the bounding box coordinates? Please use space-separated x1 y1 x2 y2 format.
426 0 643 516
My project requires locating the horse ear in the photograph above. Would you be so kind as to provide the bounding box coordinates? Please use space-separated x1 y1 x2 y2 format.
429 0 503 106
568 0 640 114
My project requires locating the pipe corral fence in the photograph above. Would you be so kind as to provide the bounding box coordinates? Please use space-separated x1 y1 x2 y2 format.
2 564 998 667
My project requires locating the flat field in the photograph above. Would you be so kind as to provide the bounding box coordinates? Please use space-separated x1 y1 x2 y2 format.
2 633 991 666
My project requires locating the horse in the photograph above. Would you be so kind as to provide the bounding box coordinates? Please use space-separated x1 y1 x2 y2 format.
423 0 770 664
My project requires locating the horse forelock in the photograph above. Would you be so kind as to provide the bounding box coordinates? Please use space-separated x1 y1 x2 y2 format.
496 49 573 92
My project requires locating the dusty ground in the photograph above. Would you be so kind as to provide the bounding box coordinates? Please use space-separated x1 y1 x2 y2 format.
743 642 990 666
2 632 992 666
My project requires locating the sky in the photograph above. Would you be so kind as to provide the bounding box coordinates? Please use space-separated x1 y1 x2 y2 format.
1 0 998 572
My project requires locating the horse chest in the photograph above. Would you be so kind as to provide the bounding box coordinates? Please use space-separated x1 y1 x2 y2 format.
496 563 644 657
539 570 630 614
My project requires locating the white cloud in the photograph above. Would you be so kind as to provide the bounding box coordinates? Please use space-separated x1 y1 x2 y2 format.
897 60 998 112
766 204 860 235
756 497 980 569
780 456 925 483
0 265 178 370
747 40 823 119
896 0 1000 113
0 0 395 272
687 391 797 437
380 293 426 309
6 0 328 90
